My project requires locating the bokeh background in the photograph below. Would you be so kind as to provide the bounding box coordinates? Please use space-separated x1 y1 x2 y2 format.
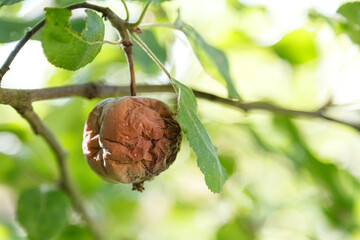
1 0 360 239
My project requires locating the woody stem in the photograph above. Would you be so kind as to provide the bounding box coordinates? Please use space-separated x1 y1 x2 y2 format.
123 43 136 96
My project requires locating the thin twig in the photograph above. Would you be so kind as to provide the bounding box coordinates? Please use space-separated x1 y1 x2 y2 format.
123 41 136 96
130 32 174 83
120 1 153 96
121 0 130 21
130 1 152 28
1 83 359 131
15 105 103 240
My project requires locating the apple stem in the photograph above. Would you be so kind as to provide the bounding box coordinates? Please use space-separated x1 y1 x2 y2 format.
124 43 136 96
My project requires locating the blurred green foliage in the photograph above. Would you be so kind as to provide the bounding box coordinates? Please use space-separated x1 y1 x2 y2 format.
272 29 317 65
176 15 240 98
1 0 360 240
0 17 40 43
337 2 360 46
0 0 22 7
17 188 70 240
133 30 167 74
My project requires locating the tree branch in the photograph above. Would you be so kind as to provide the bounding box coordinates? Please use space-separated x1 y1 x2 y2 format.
1 83 359 131
13 104 103 240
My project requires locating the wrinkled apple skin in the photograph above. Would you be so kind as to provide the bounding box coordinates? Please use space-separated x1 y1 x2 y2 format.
82 97 182 191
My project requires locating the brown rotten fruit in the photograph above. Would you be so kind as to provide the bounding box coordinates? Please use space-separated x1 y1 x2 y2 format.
82 97 182 191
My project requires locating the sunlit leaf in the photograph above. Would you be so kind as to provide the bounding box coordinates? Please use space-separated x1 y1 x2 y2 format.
337 2 360 25
174 80 227 193
273 29 317 65
42 8 104 70
17 188 70 240
0 0 22 7
337 2 360 45
226 0 245 11
176 17 240 99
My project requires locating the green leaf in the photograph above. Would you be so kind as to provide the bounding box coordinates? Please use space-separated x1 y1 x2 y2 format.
273 29 317 65
42 8 104 71
0 0 22 7
177 19 240 99
337 2 360 25
17 188 70 240
174 80 227 193
337 2 360 45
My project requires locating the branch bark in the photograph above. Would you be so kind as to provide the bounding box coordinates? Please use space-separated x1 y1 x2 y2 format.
1 82 359 131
